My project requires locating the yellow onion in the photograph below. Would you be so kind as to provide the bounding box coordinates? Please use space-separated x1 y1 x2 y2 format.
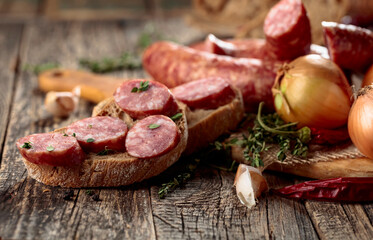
348 85 373 159
272 54 352 129
362 64 373 87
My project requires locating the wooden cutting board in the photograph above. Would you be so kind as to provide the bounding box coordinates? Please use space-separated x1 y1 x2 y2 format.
38 69 373 179
38 69 125 103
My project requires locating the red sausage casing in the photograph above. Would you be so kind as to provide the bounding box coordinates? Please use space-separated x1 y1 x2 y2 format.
16 133 85 166
172 77 236 110
125 115 180 158
65 116 128 153
263 0 311 60
114 79 178 119
322 21 373 72
143 41 280 112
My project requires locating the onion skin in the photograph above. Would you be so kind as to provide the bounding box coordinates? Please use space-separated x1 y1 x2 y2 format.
272 54 352 129
348 85 373 159
362 64 373 87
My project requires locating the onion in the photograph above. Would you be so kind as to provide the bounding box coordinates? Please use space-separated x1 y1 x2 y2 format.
362 64 373 87
348 85 373 159
272 54 352 129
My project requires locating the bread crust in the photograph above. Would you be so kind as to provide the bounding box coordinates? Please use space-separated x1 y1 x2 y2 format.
24 101 188 187
183 89 245 154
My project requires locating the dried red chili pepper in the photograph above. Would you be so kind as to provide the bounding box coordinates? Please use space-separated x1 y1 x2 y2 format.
272 177 373 202
309 127 350 145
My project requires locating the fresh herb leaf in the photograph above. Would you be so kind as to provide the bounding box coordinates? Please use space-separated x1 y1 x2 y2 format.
46 146 54 152
23 62 60 75
63 133 68 137
87 138 95 143
96 147 113 156
171 113 183 121
72 133 76 137
132 81 149 93
21 142 32 149
88 124 93 129
148 124 160 129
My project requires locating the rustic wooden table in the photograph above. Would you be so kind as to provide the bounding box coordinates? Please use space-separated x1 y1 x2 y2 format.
1 17 373 240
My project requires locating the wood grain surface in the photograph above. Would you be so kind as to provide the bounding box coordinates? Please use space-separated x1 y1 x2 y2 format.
0 18 373 240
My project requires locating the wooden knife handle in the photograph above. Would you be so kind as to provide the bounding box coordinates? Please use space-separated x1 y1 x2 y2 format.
38 69 126 103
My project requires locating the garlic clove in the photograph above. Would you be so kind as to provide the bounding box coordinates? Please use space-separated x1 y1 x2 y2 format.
234 164 268 209
44 89 80 118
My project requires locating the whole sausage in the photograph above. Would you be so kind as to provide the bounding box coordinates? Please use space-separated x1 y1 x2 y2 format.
16 133 85 166
65 116 128 153
194 35 329 61
199 34 281 61
125 115 180 158
172 77 236 110
114 79 178 119
143 41 281 112
263 0 311 60
322 21 373 72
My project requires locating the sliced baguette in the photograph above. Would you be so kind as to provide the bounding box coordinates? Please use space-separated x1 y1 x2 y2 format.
23 102 188 188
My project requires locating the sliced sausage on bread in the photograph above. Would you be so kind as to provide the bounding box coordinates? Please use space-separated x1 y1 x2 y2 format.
93 77 245 155
20 80 188 187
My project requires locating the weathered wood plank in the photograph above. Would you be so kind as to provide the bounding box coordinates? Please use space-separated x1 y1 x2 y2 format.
0 21 156 240
150 166 266 239
306 195 373 239
265 173 319 240
0 23 22 163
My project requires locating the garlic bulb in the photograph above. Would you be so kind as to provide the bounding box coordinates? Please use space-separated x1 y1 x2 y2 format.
234 164 268 209
44 87 80 118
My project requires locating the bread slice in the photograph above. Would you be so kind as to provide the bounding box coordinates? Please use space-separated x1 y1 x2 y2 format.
23 102 188 188
93 89 245 155
183 89 245 155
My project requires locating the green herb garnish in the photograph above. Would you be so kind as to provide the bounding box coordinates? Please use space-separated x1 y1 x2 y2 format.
85 190 93 196
148 123 160 129
79 52 141 73
237 102 311 167
72 133 76 137
96 147 113 156
23 62 60 75
158 158 200 199
131 81 149 93
21 142 32 149
46 146 54 152
87 138 95 143
88 124 93 129
171 113 182 121
63 133 68 137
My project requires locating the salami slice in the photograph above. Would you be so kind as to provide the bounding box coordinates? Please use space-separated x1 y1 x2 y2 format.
65 116 128 153
125 115 180 158
172 77 236 110
114 79 178 119
263 0 311 60
16 133 85 166
322 21 373 72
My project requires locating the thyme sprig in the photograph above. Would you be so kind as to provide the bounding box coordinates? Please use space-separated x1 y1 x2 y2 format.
79 52 141 73
158 158 200 199
238 102 311 167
